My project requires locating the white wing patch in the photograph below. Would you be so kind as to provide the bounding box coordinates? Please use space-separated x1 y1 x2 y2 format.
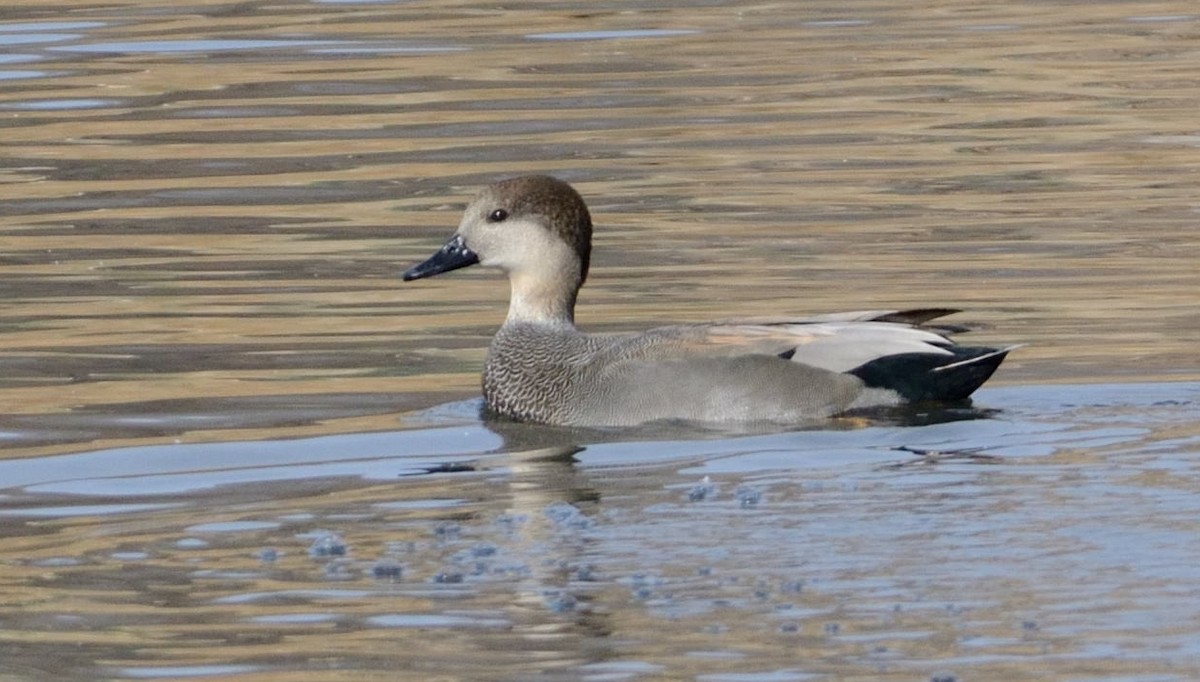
779 322 954 372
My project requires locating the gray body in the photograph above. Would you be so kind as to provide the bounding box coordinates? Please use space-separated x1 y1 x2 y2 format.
484 322 864 426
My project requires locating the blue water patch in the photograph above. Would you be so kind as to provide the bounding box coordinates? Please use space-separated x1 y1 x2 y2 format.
578 661 668 677
0 22 107 32
0 70 51 81
30 557 85 567
0 503 181 517
801 20 872 28
112 665 261 679
0 54 41 64
526 29 700 41
49 39 347 54
249 613 338 624
0 98 122 110
365 613 510 628
310 45 468 54
0 33 79 46
0 425 496 497
185 520 282 533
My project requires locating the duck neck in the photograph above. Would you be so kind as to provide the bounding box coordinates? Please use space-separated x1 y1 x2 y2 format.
505 270 581 327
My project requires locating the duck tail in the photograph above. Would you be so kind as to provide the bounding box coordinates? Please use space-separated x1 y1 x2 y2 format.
849 345 1020 403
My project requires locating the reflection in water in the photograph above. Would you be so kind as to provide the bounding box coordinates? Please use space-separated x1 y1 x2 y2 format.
2 0 1200 679
0 383 1199 680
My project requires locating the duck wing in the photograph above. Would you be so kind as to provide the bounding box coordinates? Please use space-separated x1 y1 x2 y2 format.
606 309 1015 403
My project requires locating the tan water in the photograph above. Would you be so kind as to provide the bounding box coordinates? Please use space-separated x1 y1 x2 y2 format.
2 1 1199 680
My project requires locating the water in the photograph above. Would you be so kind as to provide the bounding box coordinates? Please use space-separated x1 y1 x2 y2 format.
2 1 1199 680
3 383 1199 680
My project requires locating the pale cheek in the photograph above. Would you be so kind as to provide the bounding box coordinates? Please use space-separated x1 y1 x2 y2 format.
478 251 517 272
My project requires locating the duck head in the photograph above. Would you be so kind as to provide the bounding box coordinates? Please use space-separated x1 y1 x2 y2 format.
403 175 593 325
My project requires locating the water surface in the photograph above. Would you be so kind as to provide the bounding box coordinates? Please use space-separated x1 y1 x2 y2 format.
1 1 1199 680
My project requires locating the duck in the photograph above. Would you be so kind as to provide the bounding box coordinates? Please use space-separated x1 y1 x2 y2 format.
403 175 1014 427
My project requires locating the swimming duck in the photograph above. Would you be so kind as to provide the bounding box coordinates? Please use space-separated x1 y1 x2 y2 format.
404 175 1013 426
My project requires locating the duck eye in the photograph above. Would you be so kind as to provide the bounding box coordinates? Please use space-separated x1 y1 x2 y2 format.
487 208 508 223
